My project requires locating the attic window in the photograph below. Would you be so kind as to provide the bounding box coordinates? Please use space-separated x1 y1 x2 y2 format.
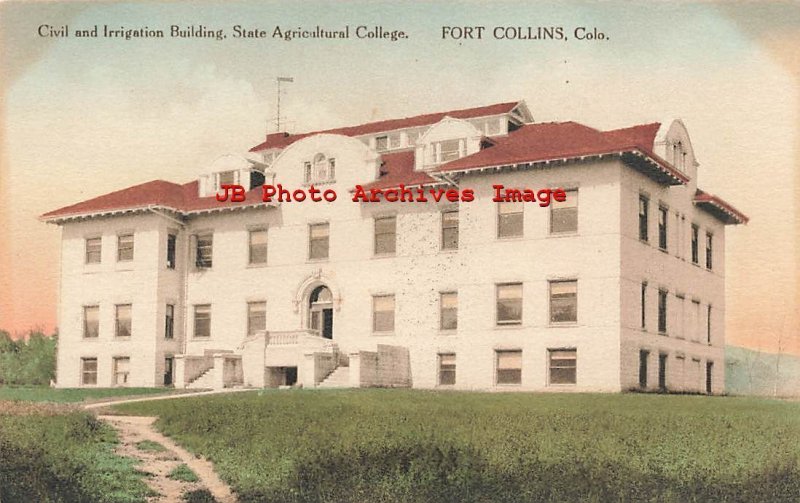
375 136 389 152
304 154 336 184
217 170 236 186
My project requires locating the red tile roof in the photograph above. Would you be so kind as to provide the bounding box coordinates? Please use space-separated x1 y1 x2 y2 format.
249 101 520 152
694 189 749 224
40 180 268 222
359 151 438 191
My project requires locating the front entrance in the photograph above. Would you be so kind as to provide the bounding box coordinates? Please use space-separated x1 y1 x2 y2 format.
267 366 298 387
309 285 333 339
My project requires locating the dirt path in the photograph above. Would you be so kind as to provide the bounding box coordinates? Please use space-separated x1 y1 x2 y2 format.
98 415 238 503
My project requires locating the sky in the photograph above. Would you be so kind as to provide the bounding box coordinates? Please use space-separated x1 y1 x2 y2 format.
1 1 798 355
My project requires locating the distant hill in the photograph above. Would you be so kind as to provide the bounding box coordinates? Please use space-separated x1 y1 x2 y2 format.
726 345 800 396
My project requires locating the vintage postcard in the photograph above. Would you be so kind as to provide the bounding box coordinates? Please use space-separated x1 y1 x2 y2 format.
1 1 798 502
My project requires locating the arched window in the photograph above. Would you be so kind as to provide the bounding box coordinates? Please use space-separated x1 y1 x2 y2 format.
309 285 333 339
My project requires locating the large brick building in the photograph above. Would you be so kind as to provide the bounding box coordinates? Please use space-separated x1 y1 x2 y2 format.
42 101 747 392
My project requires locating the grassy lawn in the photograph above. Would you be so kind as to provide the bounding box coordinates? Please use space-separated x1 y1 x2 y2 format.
0 385 175 403
112 390 800 503
0 402 153 502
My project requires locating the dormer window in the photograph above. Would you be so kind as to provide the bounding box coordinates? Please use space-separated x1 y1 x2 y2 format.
375 136 389 152
304 154 336 184
439 139 463 162
217 170 236 187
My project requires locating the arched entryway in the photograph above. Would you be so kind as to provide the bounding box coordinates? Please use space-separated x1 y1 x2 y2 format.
308 285 333 339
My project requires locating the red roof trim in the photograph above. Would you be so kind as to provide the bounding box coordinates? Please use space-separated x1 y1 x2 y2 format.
694 189 749 225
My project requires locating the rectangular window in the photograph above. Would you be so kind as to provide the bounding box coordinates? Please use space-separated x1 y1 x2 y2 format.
691 225 699 264
375 136 388 152
165 304 174 340
658 206 668 250
218 170 235 186
439 139 461 162
658 290 668 334
441 209 459 250
113 357 130 386
640 282 647 329
638 195 649 242
639 350 649 388
658 353 668 390
83 305 99 338
550 280 577 324
372 295 395 333
497 202 523 238
247 301 267 335
117 234 134 262
115 304 132 338
304 162 312 183
81 358 97 386
707 305 712 344
440 292 458 330
195 234 213 268
374 216 397 255
706 361 714 394
309 223 329 260
85 237 102 264
692 300 701 342
550 189 578 234
705 232 713 269
496 283 523 325
166 234 177 269
438 353 456 385
194 304 211 338
249 229 268 265
496 350 522 385
328 158 336 181
548 349 577 385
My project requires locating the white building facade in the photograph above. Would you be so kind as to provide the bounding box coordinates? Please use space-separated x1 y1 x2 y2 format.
43 101 747 393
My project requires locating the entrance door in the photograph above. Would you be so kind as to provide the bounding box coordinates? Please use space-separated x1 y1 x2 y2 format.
309 285 334 339
164 357 174 386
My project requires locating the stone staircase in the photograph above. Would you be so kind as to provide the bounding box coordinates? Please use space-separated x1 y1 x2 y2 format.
186 368 215 389
317 365 350 388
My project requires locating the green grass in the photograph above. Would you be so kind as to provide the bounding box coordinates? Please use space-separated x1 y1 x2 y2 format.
112 390 800 503
168 463 200 483
0 404 154 502
0 385 171 403
136 439 167 453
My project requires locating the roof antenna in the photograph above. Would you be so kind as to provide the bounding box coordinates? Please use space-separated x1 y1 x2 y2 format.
275 76 294 133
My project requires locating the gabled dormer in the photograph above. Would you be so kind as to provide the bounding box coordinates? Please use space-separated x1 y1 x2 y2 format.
414 117 484 171
654 119 699 192
198 154 267 197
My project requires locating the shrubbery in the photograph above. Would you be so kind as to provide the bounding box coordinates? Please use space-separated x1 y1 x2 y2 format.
0 330 57 385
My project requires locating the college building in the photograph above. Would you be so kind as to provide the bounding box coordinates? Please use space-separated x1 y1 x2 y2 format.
42 100 747 392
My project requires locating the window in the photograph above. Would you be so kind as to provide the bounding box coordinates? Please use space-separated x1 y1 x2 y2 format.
440 292 457 330
438 354 456 385
85 237 101 264
117 234 134 262
374 216 397 255
496 283 522 325
439 139 462 162
707 305 712 344
658 290 668 334
195 234 213 268
496 350 522 385
113 357 130 386
706 361 714 394
658 353 668 390
218 170 235 186
550 280 577 324
640 282 647 329
548 349 577 385
388 133 401 149
166 234 177 269
81 358 97 385
309 223 329 260
304 162 312 183
194 304 211 338
372 295 395 332
115 304 132 338
249 229 268 265
305 153 336 183
165 304 174 339
550 189 578 234
638 195 649 241
658 206 668 250
705 232 713 269
83 306 99 338
497 202 523 238
441 209 459 250
692 300 701 342
375 136 388 152
639 350 649 388
691 225 699 264
328 158 336 181
247 301 267 335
